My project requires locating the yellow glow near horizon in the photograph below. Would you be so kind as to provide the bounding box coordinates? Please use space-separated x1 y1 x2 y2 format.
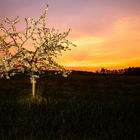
58 16 140 71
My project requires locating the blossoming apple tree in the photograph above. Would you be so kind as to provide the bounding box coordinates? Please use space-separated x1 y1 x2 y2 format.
0 5 75 98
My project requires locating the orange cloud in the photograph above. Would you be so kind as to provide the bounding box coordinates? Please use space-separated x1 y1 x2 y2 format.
58 16 140 71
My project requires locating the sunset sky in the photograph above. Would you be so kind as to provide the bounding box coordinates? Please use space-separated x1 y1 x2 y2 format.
0 0 140 71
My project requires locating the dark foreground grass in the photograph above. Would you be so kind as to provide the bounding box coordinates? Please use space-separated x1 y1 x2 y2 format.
0 75 140 140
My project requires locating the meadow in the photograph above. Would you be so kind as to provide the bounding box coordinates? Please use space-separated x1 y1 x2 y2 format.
0 74 140 140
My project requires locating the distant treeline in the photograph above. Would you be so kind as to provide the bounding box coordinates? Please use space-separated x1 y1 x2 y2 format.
97 67 140 75
1 67 140 78
71 67 140 76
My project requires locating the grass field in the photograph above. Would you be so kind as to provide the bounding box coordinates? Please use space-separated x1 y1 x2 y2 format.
0 74 140 140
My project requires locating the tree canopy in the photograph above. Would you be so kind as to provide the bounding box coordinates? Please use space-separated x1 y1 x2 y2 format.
0 5 75 79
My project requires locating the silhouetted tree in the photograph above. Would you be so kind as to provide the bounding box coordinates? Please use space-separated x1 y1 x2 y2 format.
123 67 140 75
100 68 106 74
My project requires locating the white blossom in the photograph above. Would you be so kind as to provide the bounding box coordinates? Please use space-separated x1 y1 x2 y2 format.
0 5 76 80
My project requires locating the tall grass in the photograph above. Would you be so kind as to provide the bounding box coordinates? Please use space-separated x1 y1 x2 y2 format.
0 75 140 140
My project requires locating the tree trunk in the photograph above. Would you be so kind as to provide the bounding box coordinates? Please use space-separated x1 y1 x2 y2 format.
30 75 37 98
